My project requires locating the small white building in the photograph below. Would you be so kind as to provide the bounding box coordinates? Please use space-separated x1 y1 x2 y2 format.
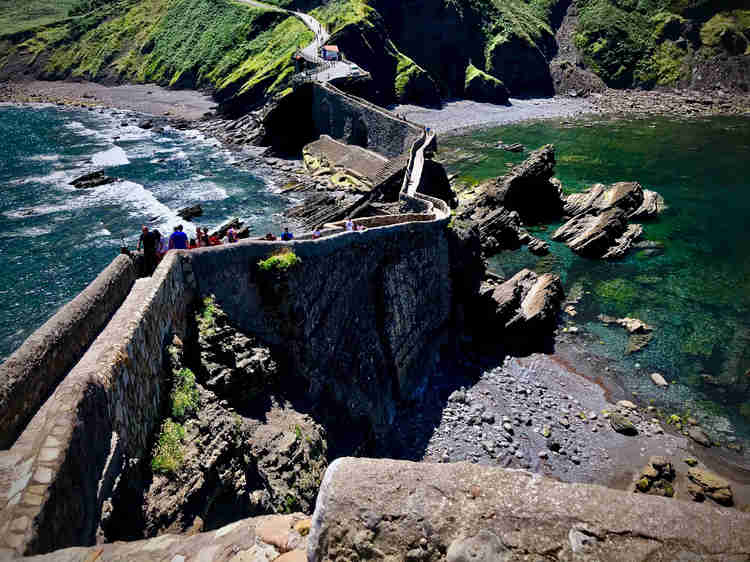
321 45 340 61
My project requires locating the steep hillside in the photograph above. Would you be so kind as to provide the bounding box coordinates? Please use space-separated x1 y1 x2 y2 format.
575 0 750 90
310 0 441 105
1 0 747 111
0 0 313 109
375 0 560 98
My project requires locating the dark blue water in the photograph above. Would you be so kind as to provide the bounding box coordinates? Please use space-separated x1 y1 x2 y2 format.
440 115 750 446
0 105 287 361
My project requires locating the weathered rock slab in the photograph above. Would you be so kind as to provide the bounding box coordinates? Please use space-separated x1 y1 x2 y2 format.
552 208 642 259
308 458 750 561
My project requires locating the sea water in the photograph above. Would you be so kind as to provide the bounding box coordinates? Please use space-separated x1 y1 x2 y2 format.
0 105 287 361
440 115 750 445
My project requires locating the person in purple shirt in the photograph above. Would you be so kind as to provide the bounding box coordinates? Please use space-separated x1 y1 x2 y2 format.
168 225 188 250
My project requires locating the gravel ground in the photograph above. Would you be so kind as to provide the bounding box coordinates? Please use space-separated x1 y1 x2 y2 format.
385 335 750 509
391 97 596 135
1 80 216 121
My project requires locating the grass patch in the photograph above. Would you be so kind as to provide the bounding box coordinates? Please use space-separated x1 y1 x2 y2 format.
171 367 200 420
4 0 313 106
258 249 301 272
151 419 186 474
0 0 80 36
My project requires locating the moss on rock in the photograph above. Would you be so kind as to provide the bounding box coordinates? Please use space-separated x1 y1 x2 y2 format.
464 62 510 104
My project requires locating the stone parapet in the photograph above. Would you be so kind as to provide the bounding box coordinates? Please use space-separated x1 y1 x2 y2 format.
0 254 138 450
308 458 750 561
0 253 191 557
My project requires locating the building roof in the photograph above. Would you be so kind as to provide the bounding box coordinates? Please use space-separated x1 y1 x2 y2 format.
322 45 339 52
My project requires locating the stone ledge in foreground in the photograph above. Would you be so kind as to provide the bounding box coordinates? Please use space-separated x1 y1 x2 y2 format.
308 458 750 561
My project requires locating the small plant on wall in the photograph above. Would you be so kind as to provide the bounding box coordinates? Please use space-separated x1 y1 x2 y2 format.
258 248 301 272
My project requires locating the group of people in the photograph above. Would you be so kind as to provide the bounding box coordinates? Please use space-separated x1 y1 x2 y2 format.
137 224 239 274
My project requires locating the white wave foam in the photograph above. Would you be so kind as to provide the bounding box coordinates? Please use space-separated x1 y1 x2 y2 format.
64 120 103 139
91 146 130 167
27 154 60 162
0 226 52 238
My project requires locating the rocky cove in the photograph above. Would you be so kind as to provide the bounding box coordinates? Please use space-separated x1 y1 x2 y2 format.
2 80 750 560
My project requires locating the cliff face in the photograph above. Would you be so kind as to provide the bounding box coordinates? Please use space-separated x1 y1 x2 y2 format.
189 222 454 443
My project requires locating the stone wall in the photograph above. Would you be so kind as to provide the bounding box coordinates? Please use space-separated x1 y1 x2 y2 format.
0 252 192 557
311 83 421 158
309 458 750 561
0 255 138 450
189 214 452 439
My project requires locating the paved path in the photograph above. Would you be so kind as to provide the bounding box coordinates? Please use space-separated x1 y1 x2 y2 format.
236 0 363 83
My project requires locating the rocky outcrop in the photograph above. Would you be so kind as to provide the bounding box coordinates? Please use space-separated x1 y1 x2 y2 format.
482 144 562 223
479 269 564 350
554 181 665 258
552 207 642 259
562 181 662 219
308 458 750 561
177 204 203 221
464 63 510 105
634 456 675 497
122 302 328 539
69 170 117 189
688 467 734 506
458 145 562 256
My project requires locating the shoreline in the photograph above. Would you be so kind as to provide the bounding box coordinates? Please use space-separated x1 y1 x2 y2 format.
394 88 750 136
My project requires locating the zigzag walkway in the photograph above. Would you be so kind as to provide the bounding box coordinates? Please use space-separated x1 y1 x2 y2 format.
237 0 434 214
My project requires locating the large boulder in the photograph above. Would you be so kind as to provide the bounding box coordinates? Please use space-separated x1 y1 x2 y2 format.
308 458 750 561
687 467 733 506
552 207 643 259
480 269 564 349
486 144 563 223
563 181 664 220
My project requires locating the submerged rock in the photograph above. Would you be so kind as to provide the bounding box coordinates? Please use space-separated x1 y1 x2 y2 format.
650 373 669 387
177 204 203 221
70 170 117 189
688 426 712 447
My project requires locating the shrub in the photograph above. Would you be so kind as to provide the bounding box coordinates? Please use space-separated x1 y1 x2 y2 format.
258 249 301 272
171 367 199 420
151 419 185 474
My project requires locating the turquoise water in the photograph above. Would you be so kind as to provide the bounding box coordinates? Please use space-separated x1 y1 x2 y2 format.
0 105 287 361
440 115 750 444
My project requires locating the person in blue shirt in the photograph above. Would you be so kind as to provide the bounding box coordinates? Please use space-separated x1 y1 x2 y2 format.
168 225 188 250
281 227 294 241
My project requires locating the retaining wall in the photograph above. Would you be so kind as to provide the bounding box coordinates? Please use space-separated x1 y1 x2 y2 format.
189 211 451 438
311 83 421 158
0 254 139 450
0 252 192 557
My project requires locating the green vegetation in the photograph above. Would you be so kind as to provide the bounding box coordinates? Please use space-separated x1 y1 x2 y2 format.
198 294 218 336
258 249 301 271
310 0 374 32
4 0 313 106
171 367 200 420
700 10 750 55
394 53 436 102
0 0 79 36
575 0 750 87
151 419 186 474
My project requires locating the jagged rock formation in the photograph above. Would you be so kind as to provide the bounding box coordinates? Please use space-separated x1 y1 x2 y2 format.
553 181 664 259
104 301 328 541
457 145 562 256
476 269 564 351
464 63 510 105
